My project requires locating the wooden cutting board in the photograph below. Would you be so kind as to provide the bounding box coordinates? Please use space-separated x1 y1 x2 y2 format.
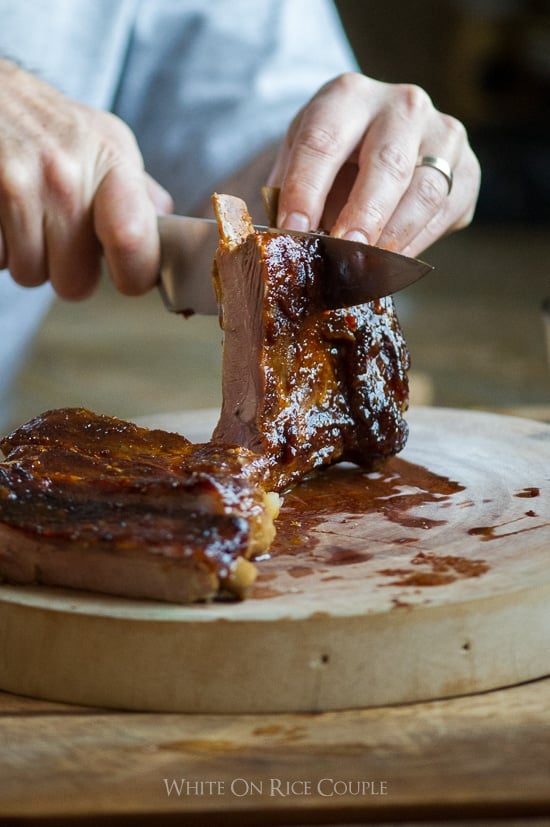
1 407 550 713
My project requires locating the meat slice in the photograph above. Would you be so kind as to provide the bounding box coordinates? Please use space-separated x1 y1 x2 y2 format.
212 193 410 492
0 408 279 603
0 193 410 605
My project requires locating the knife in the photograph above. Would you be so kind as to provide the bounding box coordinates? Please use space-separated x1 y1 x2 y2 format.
157 214 433 315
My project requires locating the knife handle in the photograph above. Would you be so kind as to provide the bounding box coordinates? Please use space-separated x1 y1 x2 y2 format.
261 186 279 227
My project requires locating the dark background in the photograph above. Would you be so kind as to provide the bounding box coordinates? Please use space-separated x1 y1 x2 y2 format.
335 0 550 224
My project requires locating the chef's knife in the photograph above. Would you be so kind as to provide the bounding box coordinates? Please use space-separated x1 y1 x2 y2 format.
158 214 433 315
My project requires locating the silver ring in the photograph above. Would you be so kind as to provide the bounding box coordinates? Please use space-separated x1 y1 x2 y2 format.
416 155 453 195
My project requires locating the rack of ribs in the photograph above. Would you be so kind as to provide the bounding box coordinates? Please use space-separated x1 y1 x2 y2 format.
212 192 410 493
0 193 410 604
0 407 279 603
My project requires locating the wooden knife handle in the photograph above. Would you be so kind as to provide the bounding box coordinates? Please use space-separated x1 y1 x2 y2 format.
261 186 279 228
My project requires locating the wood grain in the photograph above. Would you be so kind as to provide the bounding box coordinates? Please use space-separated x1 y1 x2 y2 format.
1 678 550 821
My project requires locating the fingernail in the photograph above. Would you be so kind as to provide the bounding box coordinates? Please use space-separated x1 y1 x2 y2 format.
341 229 370 244
280 211 310 232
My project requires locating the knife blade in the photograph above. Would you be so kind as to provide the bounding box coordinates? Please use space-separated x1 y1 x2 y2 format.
157 214 433 315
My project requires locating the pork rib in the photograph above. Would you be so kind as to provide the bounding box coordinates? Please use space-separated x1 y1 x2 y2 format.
212 193 410 492
0 193 410 605
0 408 279 603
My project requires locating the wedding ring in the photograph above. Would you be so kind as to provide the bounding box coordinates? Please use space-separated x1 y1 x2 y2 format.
416 155 453 195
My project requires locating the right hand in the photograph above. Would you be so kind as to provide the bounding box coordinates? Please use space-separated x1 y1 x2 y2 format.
0 59 173 300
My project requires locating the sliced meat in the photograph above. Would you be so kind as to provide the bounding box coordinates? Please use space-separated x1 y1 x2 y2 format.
0 407 279 603
212 193 410 492
0 192 410 606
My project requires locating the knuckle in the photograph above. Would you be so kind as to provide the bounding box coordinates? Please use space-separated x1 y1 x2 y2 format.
360 201 386 235
41 150 81 214
373 142 411 183
417 171 447 209
297 123 341 160
107 218 144 260
0 158 34 203
395 83 432 117
324 71 364 96
0 144 82 218
377 221 401 248
282 174 322 202
440 112 467 144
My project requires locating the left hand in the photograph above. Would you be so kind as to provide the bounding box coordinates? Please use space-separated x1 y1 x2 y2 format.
268 73 481 257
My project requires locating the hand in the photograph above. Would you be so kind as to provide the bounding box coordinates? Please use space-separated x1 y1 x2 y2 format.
269 73 481 257
0 59 173 299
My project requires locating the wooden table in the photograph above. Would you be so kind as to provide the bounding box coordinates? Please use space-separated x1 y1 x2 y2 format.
2 671 550 825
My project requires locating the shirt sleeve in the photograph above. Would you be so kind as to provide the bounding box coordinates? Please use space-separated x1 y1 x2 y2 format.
113 0 358 213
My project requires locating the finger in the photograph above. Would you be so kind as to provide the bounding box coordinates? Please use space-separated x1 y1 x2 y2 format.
400 149 481 257
377 163 454 255
93 163 160 296
44 209 103 301
331 85 431 246
376 116 470 253
276 74 372 232
0 159 48 287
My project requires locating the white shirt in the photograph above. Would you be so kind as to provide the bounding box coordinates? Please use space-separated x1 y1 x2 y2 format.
0 0 356 429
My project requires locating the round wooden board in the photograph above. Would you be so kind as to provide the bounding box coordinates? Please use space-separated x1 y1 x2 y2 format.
1 407 550 713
